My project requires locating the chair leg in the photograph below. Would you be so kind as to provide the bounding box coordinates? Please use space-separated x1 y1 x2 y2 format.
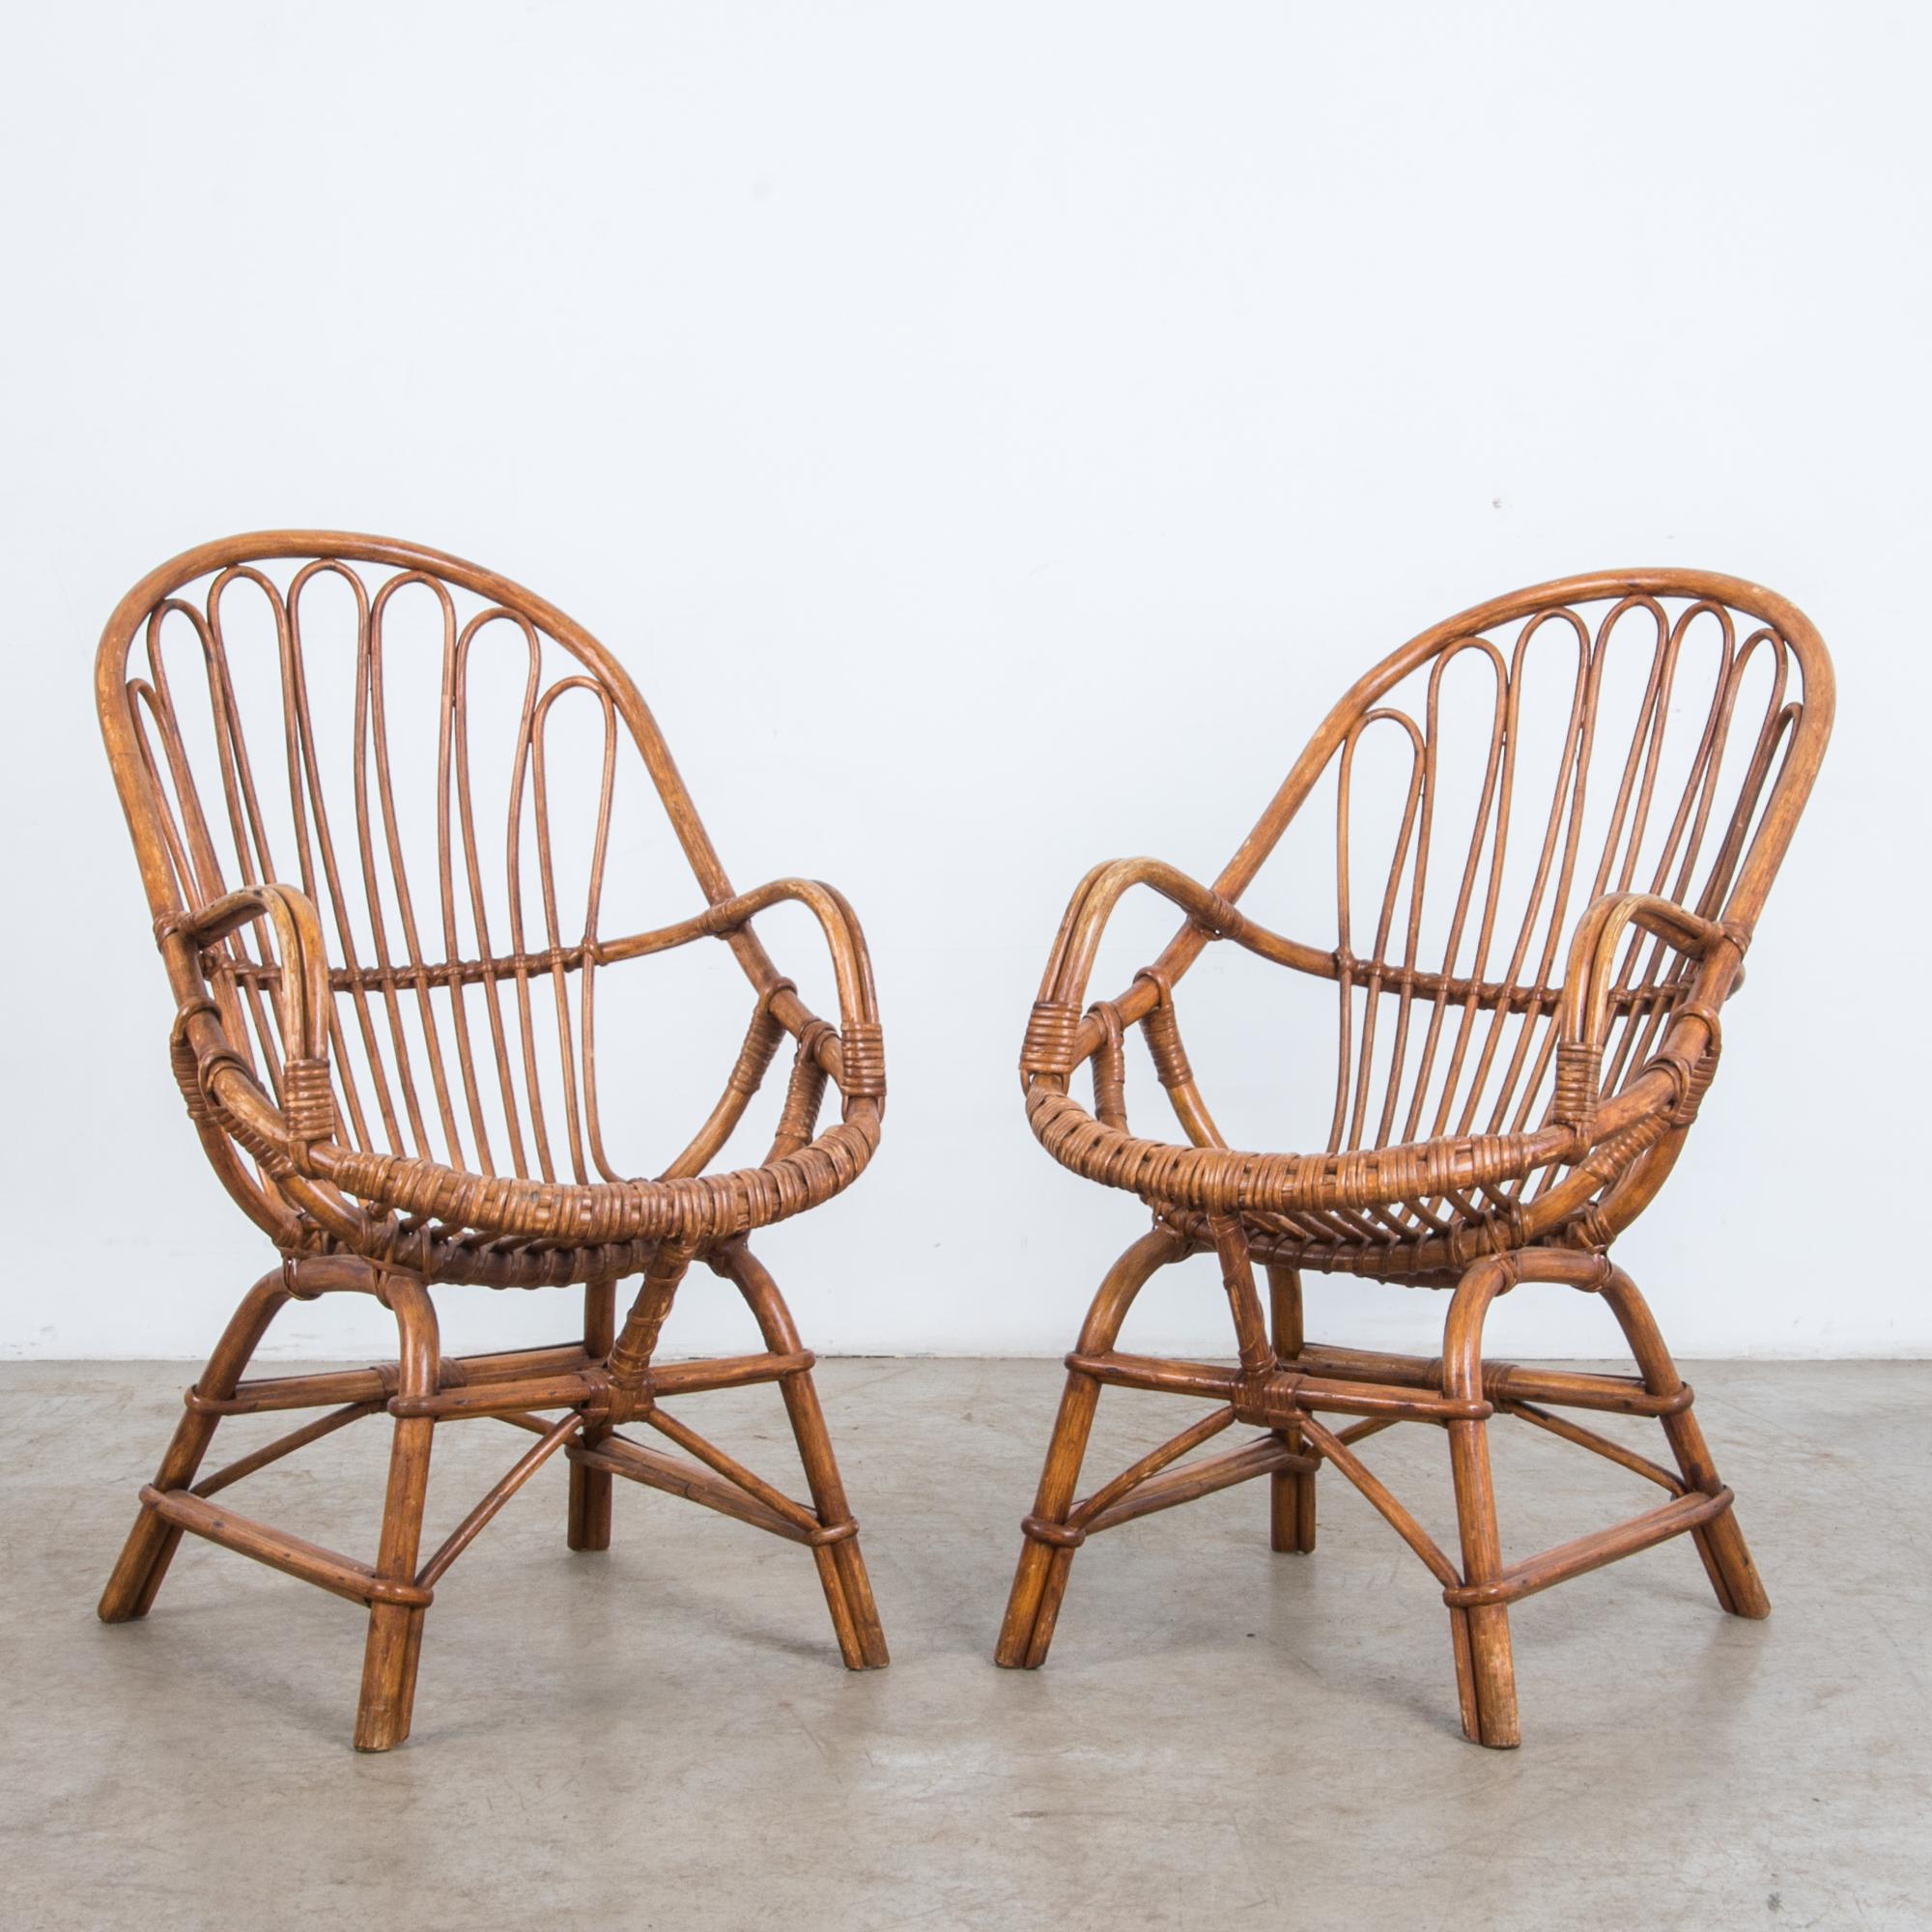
996 1366 1102 1668
1445 1413 1520 1748
1442 1257 1521 1747
1675 1419 1773 1621
787 1369 889 1669
354 1273 440 1753
1266 1263 1317 1553
1597 1263 1772 1621
996 1228 1185 1669
567 1275 617 1551
712 1242 889 1669
99 1266 292 1623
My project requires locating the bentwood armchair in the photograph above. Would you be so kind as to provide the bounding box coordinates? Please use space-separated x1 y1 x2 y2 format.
95 532 889 1749
997 570 1832 1747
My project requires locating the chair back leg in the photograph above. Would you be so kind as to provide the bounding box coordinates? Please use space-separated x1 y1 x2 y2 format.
567 1276 618 1551
1266 1264 1319 1553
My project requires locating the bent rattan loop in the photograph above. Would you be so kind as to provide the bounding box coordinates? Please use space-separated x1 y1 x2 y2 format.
997 568 1832 1747
1021 1514 1089 1549
94 530 892 1748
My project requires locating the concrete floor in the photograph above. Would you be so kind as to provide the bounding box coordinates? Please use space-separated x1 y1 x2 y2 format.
1 1359 1927 1930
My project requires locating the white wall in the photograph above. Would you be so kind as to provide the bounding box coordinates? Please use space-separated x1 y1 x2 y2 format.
3 1 1926 1362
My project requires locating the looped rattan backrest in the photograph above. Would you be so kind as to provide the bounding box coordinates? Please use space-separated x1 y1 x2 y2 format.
1211 571 1833 1154
97 532 753 1190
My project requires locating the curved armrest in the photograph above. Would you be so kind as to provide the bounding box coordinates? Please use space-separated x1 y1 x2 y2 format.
1551 892 1746 1133
159 881 337 1158
166 884 331 1064
1024 857 1333 1087
702 877 885 1107
647 875 887 1184
714 878 880 1051
591 877 885 1105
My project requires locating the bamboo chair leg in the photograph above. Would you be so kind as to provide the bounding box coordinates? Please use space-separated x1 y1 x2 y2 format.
354 1273 440 1753
1443 1258 1520 1748
1445 1417 1520 1748
995 1366 1102 1669
789 1369 889 1669
713 1242 888 1668
1266 1263 1317 1553
996 1228 1185 1669
1672 1422 1771 1620
1598 1264 1772 1620
567 1275 617 1552
99 1266 293 1623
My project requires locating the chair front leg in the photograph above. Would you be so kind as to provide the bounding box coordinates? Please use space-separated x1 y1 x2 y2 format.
354 1271 440 1753
1597 1263 1771 1620
996 1227 1186 1669
995 1365 1104 1668
1443 1257 1521 1748
98 1266 293 1623
713 1241 890 1670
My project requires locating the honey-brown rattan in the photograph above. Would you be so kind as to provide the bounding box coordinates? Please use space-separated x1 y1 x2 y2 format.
997 569 1832 1747
94 531 889 1749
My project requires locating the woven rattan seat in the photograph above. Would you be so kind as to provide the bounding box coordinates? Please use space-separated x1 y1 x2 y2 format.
998 569 1832 1747
95 531 889 1748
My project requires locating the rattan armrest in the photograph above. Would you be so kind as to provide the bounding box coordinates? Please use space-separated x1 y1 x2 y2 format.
166 884 331 1059
160 883 337 1158
601 875 884 1110
1021 856 1333 1093
1551 892 1747 1134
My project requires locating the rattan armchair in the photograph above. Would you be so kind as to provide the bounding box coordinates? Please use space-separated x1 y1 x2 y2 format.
997 570 1832 1747
95 532 888 1749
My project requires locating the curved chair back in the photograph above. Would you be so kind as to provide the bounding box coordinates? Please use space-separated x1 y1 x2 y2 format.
95 531 799 1211
1154 571 1833 1156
